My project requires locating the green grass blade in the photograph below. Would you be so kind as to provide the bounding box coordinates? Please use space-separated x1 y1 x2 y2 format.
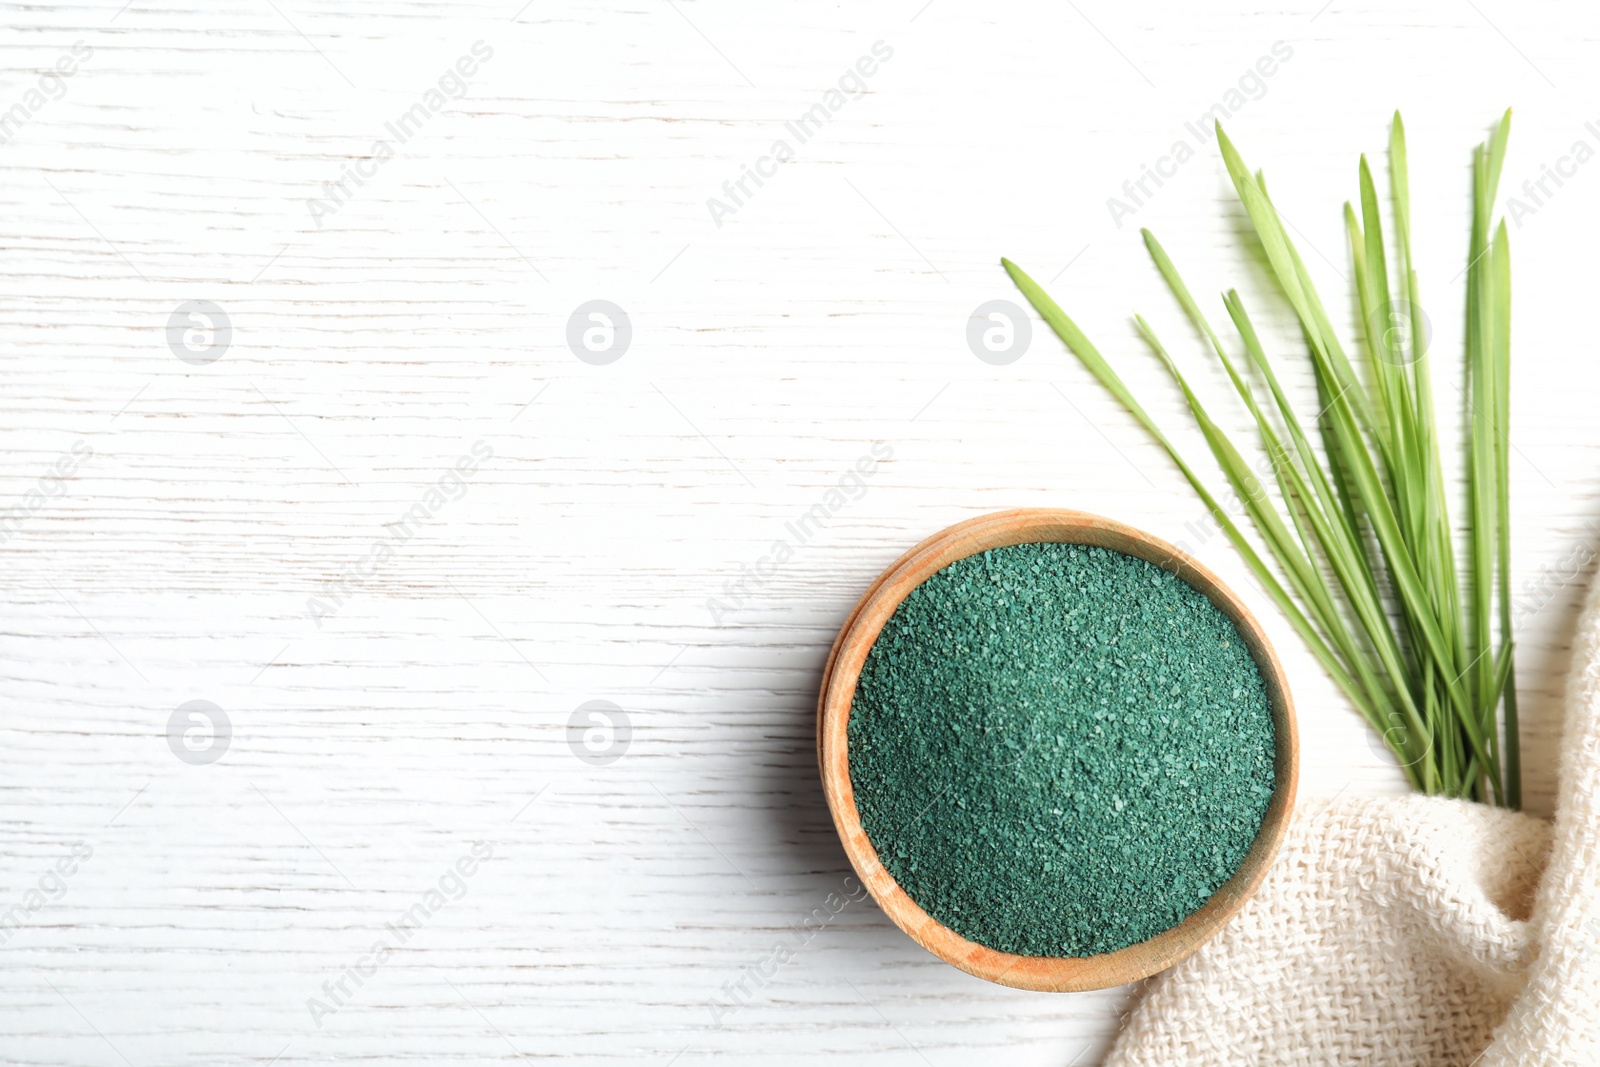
1491 219 1520 807
1216 125 1383 442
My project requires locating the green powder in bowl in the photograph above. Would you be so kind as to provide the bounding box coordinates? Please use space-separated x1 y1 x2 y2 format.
847 541 1276 958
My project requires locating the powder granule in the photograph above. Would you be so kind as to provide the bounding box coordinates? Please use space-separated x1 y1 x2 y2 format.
848 541 1275 958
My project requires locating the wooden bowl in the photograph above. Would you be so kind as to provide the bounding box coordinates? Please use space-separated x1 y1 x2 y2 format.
816 508 1297 992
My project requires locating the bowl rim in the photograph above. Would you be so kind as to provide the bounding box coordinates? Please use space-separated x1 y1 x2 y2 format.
816 507 1298 992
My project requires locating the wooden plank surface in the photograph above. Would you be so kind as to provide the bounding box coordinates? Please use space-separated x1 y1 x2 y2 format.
2 0 1597 1062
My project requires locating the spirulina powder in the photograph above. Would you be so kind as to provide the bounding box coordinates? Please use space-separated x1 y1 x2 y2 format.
848 541 1275 958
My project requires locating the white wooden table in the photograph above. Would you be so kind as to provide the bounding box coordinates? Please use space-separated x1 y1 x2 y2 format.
3 1 1597 1062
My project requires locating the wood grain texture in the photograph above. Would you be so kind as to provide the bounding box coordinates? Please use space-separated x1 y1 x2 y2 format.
2 0 1598 1063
